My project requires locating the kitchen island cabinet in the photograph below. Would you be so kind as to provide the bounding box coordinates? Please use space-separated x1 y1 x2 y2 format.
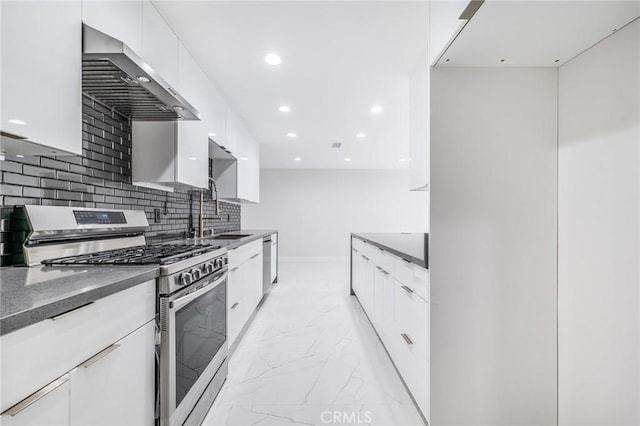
350 233 430 422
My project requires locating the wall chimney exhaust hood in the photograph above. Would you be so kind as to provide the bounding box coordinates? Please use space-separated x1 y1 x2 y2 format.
82 25 200 121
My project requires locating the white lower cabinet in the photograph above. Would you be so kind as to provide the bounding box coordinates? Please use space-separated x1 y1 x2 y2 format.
227 241 263 348
351 236 430 421
69 320 155 426
270 234 277 283
0 281 156 426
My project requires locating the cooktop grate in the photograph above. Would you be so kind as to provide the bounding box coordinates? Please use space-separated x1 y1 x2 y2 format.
42 243 223 266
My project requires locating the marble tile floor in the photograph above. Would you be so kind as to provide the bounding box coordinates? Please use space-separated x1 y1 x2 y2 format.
202 259 425 426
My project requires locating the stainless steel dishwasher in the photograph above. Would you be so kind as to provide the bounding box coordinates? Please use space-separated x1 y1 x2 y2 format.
263 236 272 295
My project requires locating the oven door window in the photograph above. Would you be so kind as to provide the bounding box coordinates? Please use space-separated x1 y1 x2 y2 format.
174 281 226 407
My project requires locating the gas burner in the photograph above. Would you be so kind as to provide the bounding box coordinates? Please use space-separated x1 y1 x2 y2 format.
42 243 224 266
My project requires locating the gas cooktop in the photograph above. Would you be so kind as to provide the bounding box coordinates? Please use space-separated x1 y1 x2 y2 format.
42 243 224 266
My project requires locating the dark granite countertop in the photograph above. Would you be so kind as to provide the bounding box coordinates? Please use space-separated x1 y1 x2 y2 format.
0 265 159 336
352 233 428 268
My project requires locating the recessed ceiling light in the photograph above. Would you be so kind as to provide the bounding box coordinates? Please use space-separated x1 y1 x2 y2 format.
344 157 351 162
399 158 406 163
136 76 151 83
208 132 217 137
287 132 297 138
8 119 26 125
370 105 383 113
356 133 366 138
264 53 282 65
188 157 197 161
240 157 248 161
279 105 291 113
294 157 301 161
16 154 24 158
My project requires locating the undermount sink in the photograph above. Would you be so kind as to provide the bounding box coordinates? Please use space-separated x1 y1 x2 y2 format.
211 234 251 240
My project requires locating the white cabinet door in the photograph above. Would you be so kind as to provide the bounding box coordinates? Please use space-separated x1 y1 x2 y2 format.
224 107 242 157
236 126 260 203
82 0 143 54
270 240 277 283
373 267 385 337
351 249 361 297
0 376 70 426
409 54 430 191
207 85 227 149
227 265 244 347
361 255 375 315
381 273 396 352
1 0 82 156
176 44 208 188
69 320 155 426
224 108 260 203
142 0 178 89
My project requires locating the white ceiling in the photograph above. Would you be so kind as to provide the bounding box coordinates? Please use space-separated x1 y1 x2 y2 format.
437 0 640 67
152 1 429 169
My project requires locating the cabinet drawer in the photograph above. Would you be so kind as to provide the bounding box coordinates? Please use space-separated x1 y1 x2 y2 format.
0 280 155 412
228 239 262 269
394 280 429 358
395 257 429 302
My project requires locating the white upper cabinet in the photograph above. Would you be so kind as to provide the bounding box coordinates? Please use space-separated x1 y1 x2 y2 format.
224 107 242 158
82 0 143 54
221 107 260 203
409 54 430 191
1 1 82 157
141 0 179 89
208 85 227 149
176 43 209 188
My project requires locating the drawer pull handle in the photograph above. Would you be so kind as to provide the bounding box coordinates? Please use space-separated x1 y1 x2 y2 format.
2 374 70 416
401 333 414 345
231 302 239 310
401 285 414 294
402 258 412 263
376 266 389 275
362 255 369 261
80 344 120 368
50 302 95 320
250 253 260 259
230 267 239 272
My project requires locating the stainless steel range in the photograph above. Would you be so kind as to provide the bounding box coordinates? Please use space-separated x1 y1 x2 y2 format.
18 205 229 426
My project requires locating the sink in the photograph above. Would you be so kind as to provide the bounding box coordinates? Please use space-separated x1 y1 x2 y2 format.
211 234 251 240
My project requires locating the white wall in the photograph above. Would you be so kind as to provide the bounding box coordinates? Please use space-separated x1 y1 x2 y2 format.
558 19 640 425
430 67 558 425
241 169 428 259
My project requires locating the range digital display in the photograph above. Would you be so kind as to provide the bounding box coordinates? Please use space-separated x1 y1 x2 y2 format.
73 210 127 225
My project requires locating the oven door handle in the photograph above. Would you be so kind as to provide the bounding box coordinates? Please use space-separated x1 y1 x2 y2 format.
170 272 227 310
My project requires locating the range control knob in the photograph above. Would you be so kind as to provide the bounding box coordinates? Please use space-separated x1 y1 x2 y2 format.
190 268 202 281
201 262 214 274
178 272 193 286
214 258 222 269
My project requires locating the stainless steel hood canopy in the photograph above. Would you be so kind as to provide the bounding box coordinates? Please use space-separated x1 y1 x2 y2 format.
82 25 200 121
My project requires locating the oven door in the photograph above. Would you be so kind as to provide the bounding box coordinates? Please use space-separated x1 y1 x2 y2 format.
160 269 228 426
